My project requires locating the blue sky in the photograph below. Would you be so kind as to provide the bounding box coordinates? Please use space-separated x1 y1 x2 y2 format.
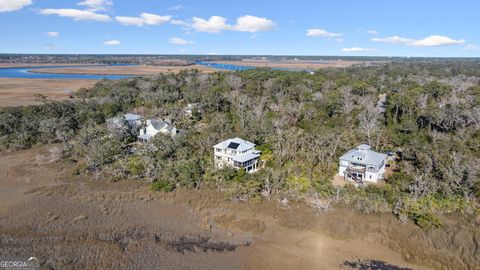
0 0 478 56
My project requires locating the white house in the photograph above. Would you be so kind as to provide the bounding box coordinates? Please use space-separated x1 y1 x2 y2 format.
184 103 195 117
137 119 178 143
213 138 261 173
338 144 387 183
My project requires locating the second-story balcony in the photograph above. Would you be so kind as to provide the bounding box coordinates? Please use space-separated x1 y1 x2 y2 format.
346 165 366 173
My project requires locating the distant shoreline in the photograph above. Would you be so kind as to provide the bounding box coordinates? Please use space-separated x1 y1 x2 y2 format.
0 63 102 69
28 64 216 76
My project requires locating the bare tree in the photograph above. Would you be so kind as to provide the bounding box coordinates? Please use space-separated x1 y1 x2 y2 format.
358 95 381 145
226 74 243 91
340 86 354 114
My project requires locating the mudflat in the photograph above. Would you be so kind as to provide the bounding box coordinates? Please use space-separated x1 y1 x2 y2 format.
1 146 477 269
31 65 216 76
0 78 96 106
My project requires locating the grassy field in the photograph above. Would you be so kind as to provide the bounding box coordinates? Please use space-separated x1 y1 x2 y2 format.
31 64 216 76
213 59 363 69
0 145 440 270
0 78 96 106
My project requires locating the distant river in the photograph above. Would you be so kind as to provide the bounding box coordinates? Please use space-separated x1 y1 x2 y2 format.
194 61 256 71
0 64 134 80
194 60 314 72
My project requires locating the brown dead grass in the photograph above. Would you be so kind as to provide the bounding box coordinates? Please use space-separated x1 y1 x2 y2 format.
214 60 362 69
32 65 216 76
1 146 477 269
0 78 96 106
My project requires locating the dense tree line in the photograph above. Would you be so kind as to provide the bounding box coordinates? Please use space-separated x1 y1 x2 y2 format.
1 60 479 228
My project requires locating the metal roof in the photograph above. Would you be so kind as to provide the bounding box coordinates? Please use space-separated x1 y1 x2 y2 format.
233 152 260 163
150 120 168 130
339 145 387 166
124 113 142 121
213 137 256 152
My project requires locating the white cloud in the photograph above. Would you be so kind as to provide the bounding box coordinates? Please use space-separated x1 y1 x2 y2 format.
78 0 112 11
116 16 144 26
306 28 343 41
233 15 276 32
371 36 414 44
409 35 465 47
0 0 32 13
116 13 171 26
103 40 120 45
191 15 276 33
169 37 193 45
171 19 189 26
207 52 218 55
366 30 378 35
168 5 184 11
342 47 377 53
372 35 465 47
141 13 171 25
46 32 59 37
191 16 231 33
463 44 480 50
41 9 111 22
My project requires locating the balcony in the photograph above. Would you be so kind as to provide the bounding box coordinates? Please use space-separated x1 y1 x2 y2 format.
346 165 366 173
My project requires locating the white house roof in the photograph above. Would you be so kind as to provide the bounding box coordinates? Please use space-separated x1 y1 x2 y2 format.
233 152 260 163
339 145 387 167
138 133 154 140
214 137 256 152
124 113 142 121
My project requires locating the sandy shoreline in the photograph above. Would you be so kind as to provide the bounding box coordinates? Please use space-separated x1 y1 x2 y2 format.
1 145 477 269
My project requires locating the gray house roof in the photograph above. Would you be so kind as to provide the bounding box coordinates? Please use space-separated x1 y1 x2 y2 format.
150 120 168 130
124 113 142 122
214 137 256 152
339 145 387 167
233 152 260 163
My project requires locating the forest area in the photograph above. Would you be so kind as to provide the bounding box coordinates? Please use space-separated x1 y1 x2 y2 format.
0 60 479 230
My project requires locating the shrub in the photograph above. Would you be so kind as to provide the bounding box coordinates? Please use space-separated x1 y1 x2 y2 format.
150 179 175 192
313 178 335 197
408 211 443 229
126 155 145 177
286 175 311 194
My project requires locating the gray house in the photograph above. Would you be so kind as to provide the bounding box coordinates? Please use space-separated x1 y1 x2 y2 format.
213 138 261 173
137 119 179 142
338 144 387 183
107 113 143 131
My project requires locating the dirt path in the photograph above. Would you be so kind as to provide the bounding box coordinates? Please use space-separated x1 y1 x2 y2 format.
1 146 476 269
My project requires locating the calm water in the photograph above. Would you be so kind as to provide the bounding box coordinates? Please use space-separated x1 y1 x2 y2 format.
195 61 256 71
0 65 134 80
195 60 315 72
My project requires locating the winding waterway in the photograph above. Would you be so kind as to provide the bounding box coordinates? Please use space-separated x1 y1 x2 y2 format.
0 65 134 80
